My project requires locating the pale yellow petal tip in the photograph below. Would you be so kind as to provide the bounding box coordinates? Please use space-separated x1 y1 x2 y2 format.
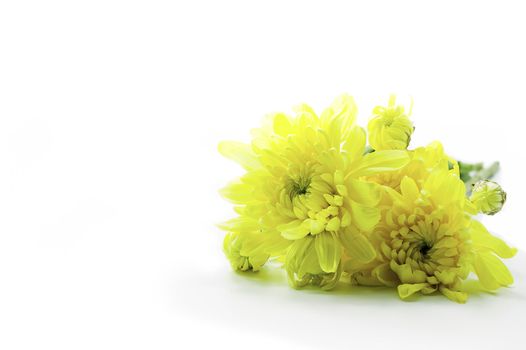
218 141 260 170
215 222 228 231
397 283 427 300
272 113 293 136
217 140 233 156
397 284 469 303
440 286 468 303
503 247 519 260
217 184 232 201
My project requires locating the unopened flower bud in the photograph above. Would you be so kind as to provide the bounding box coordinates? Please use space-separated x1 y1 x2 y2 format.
470 180 507 215
367 95 414 151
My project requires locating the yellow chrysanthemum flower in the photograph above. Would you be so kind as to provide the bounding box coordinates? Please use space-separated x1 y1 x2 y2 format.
470 180 507 215
368 95 413 151
219 94 409 289
345 168 516 303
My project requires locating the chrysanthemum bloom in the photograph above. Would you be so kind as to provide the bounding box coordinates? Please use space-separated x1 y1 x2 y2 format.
470 180 507 215
345 167 516 302
368 95 414 151
219 95 409 289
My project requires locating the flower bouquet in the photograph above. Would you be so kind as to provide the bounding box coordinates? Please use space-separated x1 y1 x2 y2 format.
218 94 515 303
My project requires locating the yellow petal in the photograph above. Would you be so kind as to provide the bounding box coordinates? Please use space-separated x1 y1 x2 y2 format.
350 200 380 232
272 113 292 136
325 216 341 232
390 261 427 283
348 179 381 206
439 286 468 303
217 216 258 232
336 184 348 196
434 237 459 249
349 150 409 177
398 283 428 299
277 220 310 240
473 252 514 290
471 220 517 259
400 176 419 203
307 219 325 235
340 208 352 227
219 181 254 204
298 241 323 277
372 263 399 287
435 269 457 284
218 141 260 170
339 230 376 263
342 125 366 161
286 237 313 286
315 232 341 273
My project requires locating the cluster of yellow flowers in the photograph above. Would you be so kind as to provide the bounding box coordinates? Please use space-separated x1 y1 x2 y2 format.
218 94 515 303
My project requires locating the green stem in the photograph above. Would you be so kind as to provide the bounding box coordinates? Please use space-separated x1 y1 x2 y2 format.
458 161 483 182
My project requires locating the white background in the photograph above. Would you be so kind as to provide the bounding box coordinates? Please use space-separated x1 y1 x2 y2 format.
1 1 525 349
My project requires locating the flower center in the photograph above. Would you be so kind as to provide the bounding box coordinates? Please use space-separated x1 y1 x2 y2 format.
419 242 432 257
288 176 311 199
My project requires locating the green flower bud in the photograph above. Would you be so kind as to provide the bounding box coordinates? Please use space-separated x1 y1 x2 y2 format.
223 232 269 272
470 180 507 215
